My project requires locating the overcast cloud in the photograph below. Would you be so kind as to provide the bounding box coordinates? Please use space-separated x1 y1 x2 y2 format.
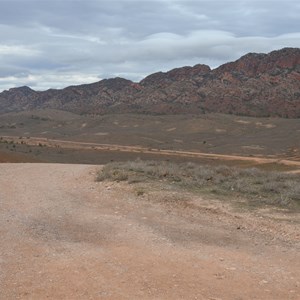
0 0 299 91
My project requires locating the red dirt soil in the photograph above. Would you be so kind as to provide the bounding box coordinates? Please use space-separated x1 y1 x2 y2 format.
0 164 299 299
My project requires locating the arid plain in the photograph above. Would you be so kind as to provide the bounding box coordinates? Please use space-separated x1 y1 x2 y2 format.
1 109 300 167
0 110 299 299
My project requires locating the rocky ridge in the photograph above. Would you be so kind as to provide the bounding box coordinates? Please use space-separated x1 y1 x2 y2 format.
0 48 299 117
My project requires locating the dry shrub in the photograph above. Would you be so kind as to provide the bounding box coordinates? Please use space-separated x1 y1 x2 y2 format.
96 159 300 209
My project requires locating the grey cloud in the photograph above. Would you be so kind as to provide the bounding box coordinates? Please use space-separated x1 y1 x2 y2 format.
0 0 299 91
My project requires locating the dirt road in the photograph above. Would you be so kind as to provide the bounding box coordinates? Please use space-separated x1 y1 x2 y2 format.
0 164 299 299
2 135 300 169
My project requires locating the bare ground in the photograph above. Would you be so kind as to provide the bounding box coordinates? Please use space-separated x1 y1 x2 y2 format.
2 135 300 171
0 164 299 299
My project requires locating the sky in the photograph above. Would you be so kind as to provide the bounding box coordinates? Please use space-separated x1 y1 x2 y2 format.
0 0 299 91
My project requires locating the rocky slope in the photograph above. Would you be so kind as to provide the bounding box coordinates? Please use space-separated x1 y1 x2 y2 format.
0 48 299 117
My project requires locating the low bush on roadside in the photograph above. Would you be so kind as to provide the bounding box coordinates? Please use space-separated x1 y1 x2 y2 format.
96 159 300 209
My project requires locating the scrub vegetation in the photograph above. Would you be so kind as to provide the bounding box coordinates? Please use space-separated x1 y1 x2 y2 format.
97 160 300 210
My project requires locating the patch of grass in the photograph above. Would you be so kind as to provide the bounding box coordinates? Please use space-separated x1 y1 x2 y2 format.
97 166 129 182
134 186 146 197
96 159 300 210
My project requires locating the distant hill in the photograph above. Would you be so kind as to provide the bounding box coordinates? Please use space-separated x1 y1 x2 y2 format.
0 47 299 117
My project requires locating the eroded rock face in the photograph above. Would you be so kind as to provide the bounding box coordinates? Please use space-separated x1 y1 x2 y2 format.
0 48 299 117
203 48 300 117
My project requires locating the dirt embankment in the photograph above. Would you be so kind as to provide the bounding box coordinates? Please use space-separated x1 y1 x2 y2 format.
0 163 299 299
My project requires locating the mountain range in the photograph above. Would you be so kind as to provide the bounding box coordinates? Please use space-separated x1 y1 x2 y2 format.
0 47 299 118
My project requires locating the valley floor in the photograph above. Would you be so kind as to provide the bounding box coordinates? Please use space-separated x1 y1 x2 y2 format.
0 163 299 299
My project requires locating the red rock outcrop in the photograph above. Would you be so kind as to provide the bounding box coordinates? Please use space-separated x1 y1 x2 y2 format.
0 48 299 117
